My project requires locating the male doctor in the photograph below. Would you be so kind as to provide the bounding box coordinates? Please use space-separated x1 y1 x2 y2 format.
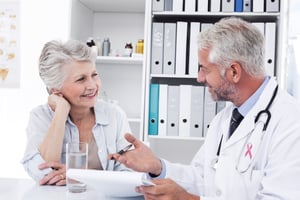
110 17 300 199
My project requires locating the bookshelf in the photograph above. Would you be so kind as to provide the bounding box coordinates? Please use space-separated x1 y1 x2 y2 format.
143 0 288 164
69 0 147 140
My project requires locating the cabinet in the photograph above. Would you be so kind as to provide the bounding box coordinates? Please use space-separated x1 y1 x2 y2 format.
69 0 147 140
143 0 288 164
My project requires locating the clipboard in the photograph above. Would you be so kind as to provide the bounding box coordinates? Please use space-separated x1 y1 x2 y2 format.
67 169 155 197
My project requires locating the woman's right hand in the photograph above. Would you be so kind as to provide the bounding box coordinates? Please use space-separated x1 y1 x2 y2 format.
48 93 70 113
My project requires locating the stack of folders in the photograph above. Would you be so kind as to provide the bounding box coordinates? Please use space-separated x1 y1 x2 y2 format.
148 84 226 137
151 21 276 77
152 0 279 13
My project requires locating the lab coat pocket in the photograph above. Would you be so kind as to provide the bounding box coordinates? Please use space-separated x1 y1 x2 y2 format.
245 168 264 198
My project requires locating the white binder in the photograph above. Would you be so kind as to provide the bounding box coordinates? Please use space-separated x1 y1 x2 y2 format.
188 22 200 76
253 0 264 12
152 0 164 11
210 0 221 12
167 85 180 136
197 0 208 12
151 23 164 74
175 21 188 76
266 0 279 12
252 22 265 35
173 0 183 12
185 0 195 12
190 86 204 137
265 22 276 76
163 23 176 74
164 0 173 11
179 85 192 137
203 87 216 137
243 0 251 12
222 0 234 12
201 23 213 32
158 84 168 136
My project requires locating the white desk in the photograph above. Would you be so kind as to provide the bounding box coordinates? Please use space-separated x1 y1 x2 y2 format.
0 178 144 200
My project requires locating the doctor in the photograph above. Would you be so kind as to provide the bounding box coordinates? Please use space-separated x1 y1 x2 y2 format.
110 17 300 199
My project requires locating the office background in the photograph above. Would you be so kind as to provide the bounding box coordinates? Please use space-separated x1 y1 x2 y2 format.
0 0 299 179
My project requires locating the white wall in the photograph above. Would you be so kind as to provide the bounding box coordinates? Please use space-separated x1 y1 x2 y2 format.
0 0 71 178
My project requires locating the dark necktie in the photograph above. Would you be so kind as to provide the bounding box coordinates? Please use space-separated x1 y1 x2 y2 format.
229 108 244 138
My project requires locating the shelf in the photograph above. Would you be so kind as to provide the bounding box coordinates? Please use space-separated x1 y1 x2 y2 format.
151 74 197 79
152 12 280 23
96 56 143 65
148 135 205 141
79 0 145 13
128 118 142 123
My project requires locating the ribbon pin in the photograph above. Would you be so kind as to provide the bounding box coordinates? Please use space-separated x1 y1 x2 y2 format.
244 143 253 159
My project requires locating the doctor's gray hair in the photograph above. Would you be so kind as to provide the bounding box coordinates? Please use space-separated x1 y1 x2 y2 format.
38 39 96 92
198 17 266 78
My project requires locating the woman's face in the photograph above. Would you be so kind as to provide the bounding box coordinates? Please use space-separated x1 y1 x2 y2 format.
60 61 100 109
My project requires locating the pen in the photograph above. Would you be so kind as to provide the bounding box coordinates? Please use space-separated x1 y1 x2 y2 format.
117 144 133 155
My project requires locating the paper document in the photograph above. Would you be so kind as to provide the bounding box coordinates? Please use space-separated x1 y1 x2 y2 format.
67 169 154 197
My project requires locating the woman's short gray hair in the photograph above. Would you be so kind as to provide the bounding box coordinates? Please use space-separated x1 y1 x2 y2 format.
198 17 266 77
39 39 96 91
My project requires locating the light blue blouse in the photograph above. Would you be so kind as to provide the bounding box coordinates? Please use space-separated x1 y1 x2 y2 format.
21 99 131 181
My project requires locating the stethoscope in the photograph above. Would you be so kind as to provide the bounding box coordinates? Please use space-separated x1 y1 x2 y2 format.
213 85 279 173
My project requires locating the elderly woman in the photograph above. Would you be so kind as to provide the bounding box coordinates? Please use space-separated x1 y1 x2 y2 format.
22 39 131 186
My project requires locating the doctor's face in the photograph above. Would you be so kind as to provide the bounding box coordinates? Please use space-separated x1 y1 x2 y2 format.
60 61 100 109
197 49 237 102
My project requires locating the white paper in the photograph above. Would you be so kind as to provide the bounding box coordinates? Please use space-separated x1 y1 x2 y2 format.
67 169 154 197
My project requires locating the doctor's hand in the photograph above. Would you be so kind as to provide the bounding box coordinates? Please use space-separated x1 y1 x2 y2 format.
38 161 66 186
136 178 200 200
108 133 162 176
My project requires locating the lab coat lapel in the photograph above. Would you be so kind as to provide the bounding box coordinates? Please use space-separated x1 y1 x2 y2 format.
223 77 278 148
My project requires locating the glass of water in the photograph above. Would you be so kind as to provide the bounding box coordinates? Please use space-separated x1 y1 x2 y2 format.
66 142 88 193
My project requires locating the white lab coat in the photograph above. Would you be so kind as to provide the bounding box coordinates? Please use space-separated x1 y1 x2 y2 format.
164 77 300 200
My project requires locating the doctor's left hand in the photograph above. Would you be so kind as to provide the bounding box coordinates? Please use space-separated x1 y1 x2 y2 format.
136 178 200 200
38 161 66 186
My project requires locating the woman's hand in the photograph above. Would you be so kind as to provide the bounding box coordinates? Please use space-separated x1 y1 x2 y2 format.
108 133 162 176
48 92 70 113
38 161 66 186
137 178 200 200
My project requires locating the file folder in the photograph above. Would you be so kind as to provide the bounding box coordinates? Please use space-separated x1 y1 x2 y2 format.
197 0 208 12
222 0 234 12
243 0 251 12
201 23 213 32
173 0 183 12
163 23 176 74
203 87 216 137
148 84 159 135
164 0 173 11
185 0 196 12
167 85 180 136
158 84 168 136
190 86 204 137
175 21 188 76
179 85 192 137
252 22 265 36
152 0 164 11
265 22 276 76
235 0 243 12
216 101 226 114
151 23 164 74
253 0 264 12
210 0 221 12
266 0 279 12
188 22 200 76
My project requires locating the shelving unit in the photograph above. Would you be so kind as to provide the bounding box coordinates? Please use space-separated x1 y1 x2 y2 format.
69 0 147 140
143 0 288 164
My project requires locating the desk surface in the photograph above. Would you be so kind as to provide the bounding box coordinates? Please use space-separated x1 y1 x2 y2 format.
0 178 144 200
